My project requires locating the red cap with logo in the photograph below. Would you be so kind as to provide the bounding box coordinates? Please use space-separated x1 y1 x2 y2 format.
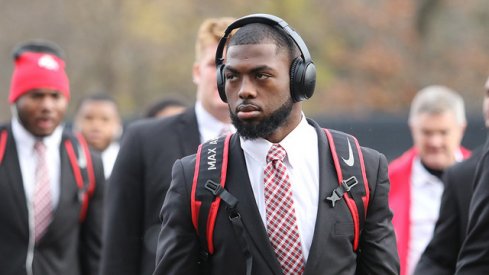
9 51 70 103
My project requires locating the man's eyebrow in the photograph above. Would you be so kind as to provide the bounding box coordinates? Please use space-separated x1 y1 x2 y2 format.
224 65 273 74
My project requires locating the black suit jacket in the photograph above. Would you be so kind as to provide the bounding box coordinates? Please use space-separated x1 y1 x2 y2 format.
0 124 105 275
414 147 482 275
154 120 399 275
456 136 489 274
100 108 201 275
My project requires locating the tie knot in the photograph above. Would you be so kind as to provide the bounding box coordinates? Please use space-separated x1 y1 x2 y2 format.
267 144 286 163
34 140 46 153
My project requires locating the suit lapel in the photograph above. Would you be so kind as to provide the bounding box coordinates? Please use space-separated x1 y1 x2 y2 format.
1 127 29 231
51 142 77 222
226 135 283 274
175 107 201 156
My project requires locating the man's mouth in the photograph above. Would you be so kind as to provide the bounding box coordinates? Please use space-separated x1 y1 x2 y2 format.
236 104 261 120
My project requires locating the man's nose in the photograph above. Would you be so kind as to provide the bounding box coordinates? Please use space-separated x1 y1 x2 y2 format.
40 97 56 109
237 76 257 99
426 133 444 147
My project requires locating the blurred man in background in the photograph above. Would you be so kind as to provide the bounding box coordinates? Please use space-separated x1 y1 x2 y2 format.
100 17 236 275
389 85 470 275
0 40 104 275
74 93 122 179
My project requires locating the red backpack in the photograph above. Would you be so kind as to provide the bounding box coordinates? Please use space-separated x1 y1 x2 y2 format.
191 129 370 274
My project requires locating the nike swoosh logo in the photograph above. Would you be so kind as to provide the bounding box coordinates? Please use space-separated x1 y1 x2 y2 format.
341 138 354 167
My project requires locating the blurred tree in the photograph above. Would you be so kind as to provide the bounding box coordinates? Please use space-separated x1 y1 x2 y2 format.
0 0 487 122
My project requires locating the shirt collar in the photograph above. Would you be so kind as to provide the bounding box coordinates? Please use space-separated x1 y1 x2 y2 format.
412 157 441 187
411 150 465 187
240 114 314 168
195 101 235 142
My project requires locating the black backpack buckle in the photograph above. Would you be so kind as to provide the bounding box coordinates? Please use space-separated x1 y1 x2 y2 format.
326 176 359 207
204 180 223 196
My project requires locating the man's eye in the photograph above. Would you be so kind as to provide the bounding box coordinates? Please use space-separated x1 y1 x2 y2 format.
256 73 269 80
225 73 236 80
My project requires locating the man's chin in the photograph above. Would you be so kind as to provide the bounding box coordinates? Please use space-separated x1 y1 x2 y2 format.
423 158 452 170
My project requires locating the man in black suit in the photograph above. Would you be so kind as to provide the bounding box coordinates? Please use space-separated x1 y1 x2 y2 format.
414 77 489 275
153 14 399 275
99 17 236 275
454 78 489 274
0 40 104 275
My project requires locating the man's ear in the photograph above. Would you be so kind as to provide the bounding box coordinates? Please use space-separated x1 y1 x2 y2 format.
192 62 201 85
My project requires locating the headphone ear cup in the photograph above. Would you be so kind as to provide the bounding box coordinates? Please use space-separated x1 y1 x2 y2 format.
216 64 227 103
289 57 316 102
302 62 316 100
289 57 303 102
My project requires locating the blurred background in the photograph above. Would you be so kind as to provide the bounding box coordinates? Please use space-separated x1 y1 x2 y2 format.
0 0 488 159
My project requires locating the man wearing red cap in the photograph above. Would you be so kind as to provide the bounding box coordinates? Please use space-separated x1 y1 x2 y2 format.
0 40 105 275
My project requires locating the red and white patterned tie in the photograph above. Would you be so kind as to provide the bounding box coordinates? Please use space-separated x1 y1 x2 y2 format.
34 141 52 242
264 144 305 275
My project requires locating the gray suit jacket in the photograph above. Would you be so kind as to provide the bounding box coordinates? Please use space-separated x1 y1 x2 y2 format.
100 108 201 275
0 124 105 275
154 119 399 275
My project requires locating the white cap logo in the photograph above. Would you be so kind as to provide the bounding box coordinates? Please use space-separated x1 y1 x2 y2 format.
38 54 59 71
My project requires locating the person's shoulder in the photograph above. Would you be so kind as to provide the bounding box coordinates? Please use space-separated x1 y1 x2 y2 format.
357 146 388 173
448 147 482 175
126 111 191 135
359 145 384 159
127 116 174 132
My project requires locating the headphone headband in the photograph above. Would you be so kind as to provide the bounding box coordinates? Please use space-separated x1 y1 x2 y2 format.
215 13 312 67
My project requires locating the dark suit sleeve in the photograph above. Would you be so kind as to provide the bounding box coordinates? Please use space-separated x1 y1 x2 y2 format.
456 151 489 274
414 168 462 275
356 149 400 274
80 151 105 275
100 124 145 275
154 158 202 275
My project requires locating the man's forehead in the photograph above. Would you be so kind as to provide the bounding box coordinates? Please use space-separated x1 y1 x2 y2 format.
226 43 283 61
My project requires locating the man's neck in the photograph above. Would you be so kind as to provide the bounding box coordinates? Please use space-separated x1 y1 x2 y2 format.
420 161 444 180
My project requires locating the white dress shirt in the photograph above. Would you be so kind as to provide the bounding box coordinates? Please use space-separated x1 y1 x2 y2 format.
407 151 465 275
101 141 120 179
195 101 235 143
240 115 319 261
12 117 62 209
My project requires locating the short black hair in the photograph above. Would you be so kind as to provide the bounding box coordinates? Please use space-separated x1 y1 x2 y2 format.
12 39 64 60
144 98 187 118
227 23 299 62
75 93 119 114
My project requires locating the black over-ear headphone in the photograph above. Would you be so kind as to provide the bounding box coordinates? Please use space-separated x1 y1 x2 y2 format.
215 13 316 103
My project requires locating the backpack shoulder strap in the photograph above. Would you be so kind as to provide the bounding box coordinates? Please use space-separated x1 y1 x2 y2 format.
63 132 96 222
191 134 232 255
191 134 253 275
323 128 370 251
0 127 7 165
